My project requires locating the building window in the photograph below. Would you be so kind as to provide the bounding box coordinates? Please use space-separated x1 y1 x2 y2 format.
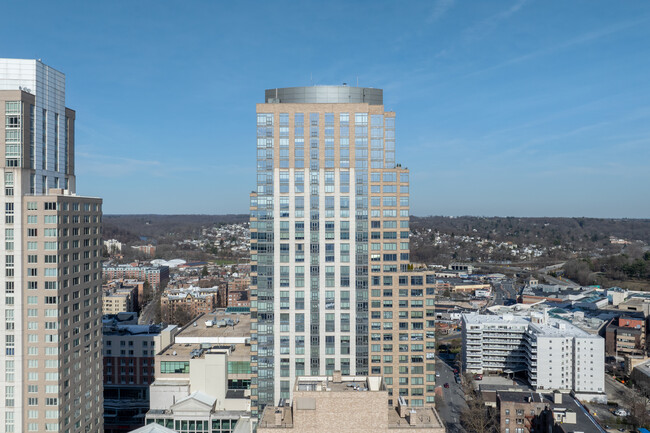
159 361 189 374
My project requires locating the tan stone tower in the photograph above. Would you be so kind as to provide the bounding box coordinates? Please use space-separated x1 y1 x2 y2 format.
0 59 103 433
250 86 436 416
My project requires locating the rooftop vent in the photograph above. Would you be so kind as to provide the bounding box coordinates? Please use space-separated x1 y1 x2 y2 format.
190 348 205 359
408 409 418 426
274 408 283 426
398 396 408 418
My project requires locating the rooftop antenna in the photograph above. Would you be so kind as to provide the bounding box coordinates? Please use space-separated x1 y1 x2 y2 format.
357 76 359 87
310 72 313 86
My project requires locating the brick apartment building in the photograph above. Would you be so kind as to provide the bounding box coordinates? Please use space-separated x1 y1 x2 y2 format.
161 287 219 323
227 288 250 308
605 315 647 357
104 263 169 289
132 244 156 257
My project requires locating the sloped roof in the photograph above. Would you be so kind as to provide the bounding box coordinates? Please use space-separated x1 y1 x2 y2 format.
173 390 217 408
128 424 178 433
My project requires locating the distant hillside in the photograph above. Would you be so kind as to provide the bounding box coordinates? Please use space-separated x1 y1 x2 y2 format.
102 214 650 289
103 214 650 247
103 214 248 244
410 216 650 244
409 216 650 266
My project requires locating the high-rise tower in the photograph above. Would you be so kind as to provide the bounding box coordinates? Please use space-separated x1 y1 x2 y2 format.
250 86 436 415
0 59 103 433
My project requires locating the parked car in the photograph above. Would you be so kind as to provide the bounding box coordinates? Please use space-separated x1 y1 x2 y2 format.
444 383 450 388
474 374 483 381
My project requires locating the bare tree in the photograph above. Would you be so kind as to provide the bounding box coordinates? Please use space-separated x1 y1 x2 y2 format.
629 380 650 428
140 281 153 306
459 372 498 433
461 373 476 398
460 395 497 433
164 304 195 327
153 291 162 324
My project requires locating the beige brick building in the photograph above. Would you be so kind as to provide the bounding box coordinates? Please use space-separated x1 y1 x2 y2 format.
257 374 445 433
0 59 103 433
103 284 138 315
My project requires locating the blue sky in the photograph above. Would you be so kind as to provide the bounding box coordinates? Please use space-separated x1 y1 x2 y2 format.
2 1 649 217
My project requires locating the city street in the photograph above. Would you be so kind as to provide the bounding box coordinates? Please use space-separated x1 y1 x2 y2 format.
138 301 157 325
493 278 518 305
577 375 638 432
436 358 467 433
604 374 637 408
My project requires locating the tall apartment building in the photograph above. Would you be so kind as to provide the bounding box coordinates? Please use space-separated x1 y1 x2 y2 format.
462 312 605 402
0 59 103 432
250 86 436 415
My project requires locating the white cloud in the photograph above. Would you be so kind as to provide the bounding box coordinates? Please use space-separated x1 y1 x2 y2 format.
463 17 647 79
462 0 528 42
427 0 455 23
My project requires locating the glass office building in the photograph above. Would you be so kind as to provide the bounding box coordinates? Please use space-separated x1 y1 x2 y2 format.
249 86 436 415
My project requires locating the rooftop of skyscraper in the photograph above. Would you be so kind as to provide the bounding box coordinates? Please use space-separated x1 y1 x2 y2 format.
264 85 383 105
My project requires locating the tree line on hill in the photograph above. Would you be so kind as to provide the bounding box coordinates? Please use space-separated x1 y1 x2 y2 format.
410 216 650 266
103 214 249 262
103 214 248 243
563 247 650 287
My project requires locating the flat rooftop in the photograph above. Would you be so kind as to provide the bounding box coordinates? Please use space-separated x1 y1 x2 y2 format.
529 318 594 338
159 341 250 362
103 324 161 336
634 360 650 378
463 313 529 325
498 390 543 403
619 297 650 306
259 404 445 430
174 311 251 343
258 405 293 429
103 290 134 298
294 375 384 393
463 313 599 338
387 406 445 429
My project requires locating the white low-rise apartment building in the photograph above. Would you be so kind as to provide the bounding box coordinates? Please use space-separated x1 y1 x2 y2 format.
461 312 605 402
